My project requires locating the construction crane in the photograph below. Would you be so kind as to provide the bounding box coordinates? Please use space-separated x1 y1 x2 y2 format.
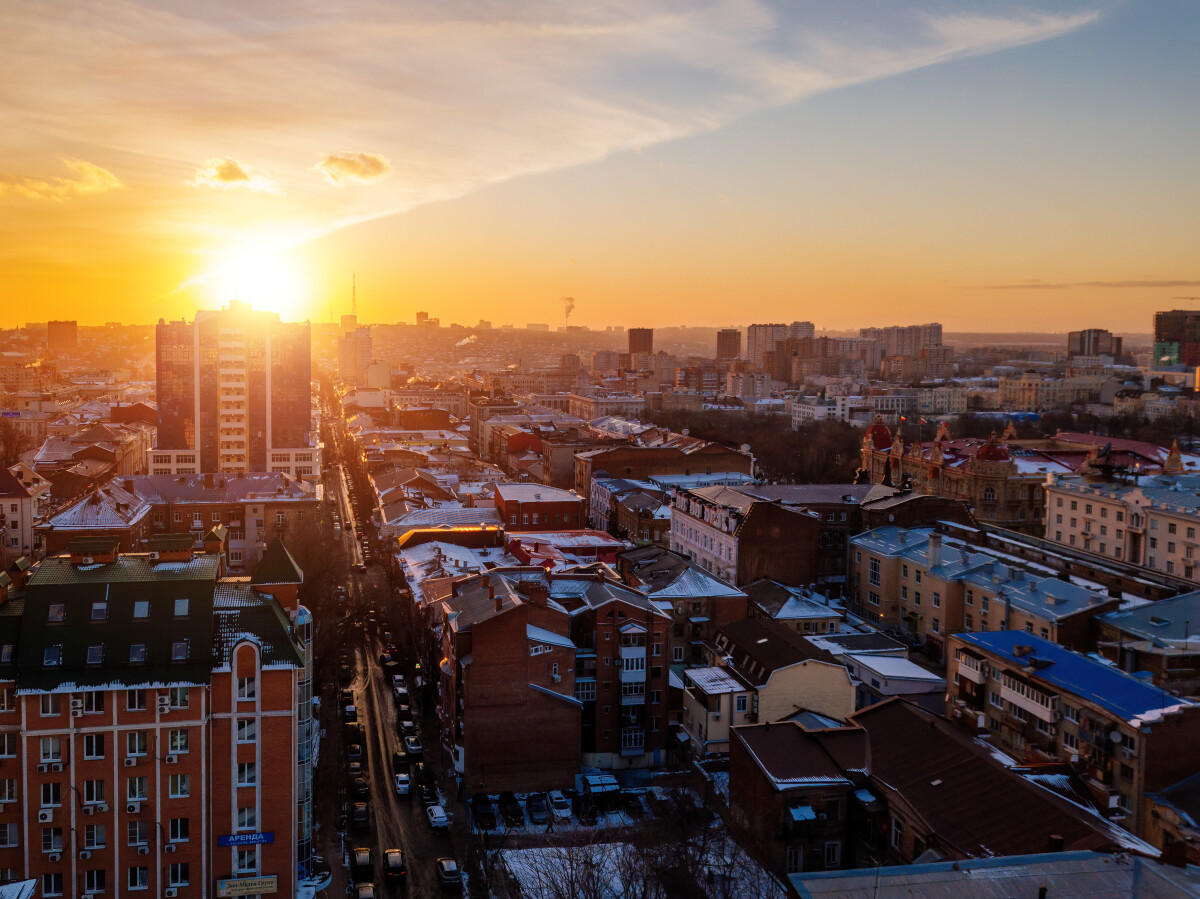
1173 296 1200 304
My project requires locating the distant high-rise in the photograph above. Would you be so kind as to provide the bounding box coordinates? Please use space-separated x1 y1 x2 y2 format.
338 326 373 386
151 301 317 477
46 319 78 352
416 311 429 325
340 313 358 332
859 323 942 357
628 328 654 356
1153 310 1200 366
746 322 813 368
1067 328 1122 359
716 328 741 362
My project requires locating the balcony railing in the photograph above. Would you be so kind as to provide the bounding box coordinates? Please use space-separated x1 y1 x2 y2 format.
620 728 646 757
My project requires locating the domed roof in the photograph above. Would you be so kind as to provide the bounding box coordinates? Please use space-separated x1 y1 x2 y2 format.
976 432 1011 462
865 415 893 451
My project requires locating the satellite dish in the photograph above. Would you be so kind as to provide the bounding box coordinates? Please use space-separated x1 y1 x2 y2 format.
1109 730 1123 745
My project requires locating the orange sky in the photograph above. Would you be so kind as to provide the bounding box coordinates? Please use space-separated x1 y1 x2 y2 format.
2 2 1197 332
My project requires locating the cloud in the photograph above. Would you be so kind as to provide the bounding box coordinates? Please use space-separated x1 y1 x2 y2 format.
978 279 1200 290
190 158 280 193
315 152 392 185
0 159 121 201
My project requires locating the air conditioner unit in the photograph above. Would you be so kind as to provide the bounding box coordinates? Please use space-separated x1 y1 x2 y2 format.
50 762 62 772
137 845 150 855
70 698 84 710
148 551 160 561
79 850 91 859
82 556 94 564
48 852 61 862
157 697 172 712
36 763 48 773
165 755 178 765
71 709 83 718
126 802 141 814
165 889 178 898
82 805 95 816
96 803 109 812
551 674 561 683
164 843 176 854
37 810 53 823
123 757 137 767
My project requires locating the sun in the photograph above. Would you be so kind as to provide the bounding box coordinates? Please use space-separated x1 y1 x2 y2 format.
207 242 310 320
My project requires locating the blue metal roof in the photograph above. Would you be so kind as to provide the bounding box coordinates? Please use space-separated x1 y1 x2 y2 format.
959 631 1193 724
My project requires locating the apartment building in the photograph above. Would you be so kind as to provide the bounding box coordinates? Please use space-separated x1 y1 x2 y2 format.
947 631 1200 842
0 468 50 564
1095 591 1200 695
0 538 310 897
849 527 1122 659
493 484 583 532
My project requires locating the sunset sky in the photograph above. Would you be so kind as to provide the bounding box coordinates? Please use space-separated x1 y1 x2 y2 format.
2 1 1197 332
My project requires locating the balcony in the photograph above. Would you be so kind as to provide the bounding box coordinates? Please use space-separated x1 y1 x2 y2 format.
620 728 646 757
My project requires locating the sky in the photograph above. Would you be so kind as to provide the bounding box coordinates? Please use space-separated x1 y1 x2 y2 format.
2 1 1198 332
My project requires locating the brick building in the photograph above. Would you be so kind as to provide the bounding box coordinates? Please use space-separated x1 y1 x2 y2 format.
493 484 582 532
0 538 312 896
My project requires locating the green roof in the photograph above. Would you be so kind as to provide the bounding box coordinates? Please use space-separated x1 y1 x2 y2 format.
212 581 304 669
147 533 197 551
250 537 303 586
66 536 121 554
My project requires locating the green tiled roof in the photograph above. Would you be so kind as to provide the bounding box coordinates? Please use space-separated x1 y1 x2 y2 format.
212 581 303 669
250 537 303 586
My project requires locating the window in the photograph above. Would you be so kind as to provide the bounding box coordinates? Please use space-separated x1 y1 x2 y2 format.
128 866 149 890
735 694 748 713
127 689 147 711
1062 704 1079 723
133 600 149 619
237 677 257 700
169 687 189 708
41 826 64 852
84 779 105 805
43 645 62 667
84 870 106 894
42 874 63 897
171 642 189 662
236 719 257 743
169 729 189 753
40 736 62 762
237 806 257 829
127 777 148 801
40 694 60 716
129 643 147 664
965 590 973 606
236 847 257 873
127 821 149 846
84 823 106 849
0 779 14 803
824 841 841 868
47 603 65 623
83 691 104 713
786 846 803 874
890 816 904 851
40 782 61 808
168 773 190 798
169 817 189 842
868 557 880 587
169 862 190 886
0 823 16 848
1063 730 1079 750
237 762 257 787
126 731 148 757
83 734 105 759
174 598 189 617
91 601 108 621
86 645 103 666
671 646 684 663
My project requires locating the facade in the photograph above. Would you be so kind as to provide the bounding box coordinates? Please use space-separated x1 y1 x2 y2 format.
1096 591 1200 695
45 321 78 354
849 526 1121 659
152 302 318 476
336 327 373 387
1069 328 1123 359
492 484 583 532
1154 309 1200 367
947 631 1200 842
858 323 942 358
0 538 310 897
627 328 654 356
566 393 645 421
0 468 50 563
573 443 754 510
746 322 814 369
716 329 741 362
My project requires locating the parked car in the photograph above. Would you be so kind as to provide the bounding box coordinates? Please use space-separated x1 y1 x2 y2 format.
526 792 549 825
435 857 463 891
398 720 418 739
339 688 354 707
353 883 377 899
391 751 407 773
498 791 524 827
471 794 498 831
343 705 358 723
548 790 572 822
350 847 373 882
347 761 363 780
395 704 412 723
425 805 450 831
418 782 438 808
351 802 370 832
347 743 364 765
351 776 369 799
403 736 423 760
394 773 411 797
383 848 407 886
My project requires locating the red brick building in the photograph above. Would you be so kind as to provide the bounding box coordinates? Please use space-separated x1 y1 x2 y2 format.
493 484 583 532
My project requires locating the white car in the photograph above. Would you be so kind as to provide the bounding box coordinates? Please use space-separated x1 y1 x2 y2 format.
394 773 411 797
425 805 449 831
548 790 572 821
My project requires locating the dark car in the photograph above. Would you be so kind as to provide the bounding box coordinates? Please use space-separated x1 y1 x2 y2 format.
350 847 373 882
383 848 406 885
395 704 412 722
340 688 354 707
526 792 549 825
418 782 438 808
435 857 463 891
403 736 423 760
351 776 369 799
399 720 418 739
471 794 498 831
391 750 407 773
347 743 364 765
498 791 524 827
351 802 370 832
347 761 363 780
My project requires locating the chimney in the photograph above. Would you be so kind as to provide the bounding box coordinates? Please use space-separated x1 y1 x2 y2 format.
927 533 942 569
524 580 549 607
1047 834 1064 853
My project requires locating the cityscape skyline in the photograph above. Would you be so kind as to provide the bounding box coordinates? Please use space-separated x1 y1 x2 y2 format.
4 2 1200 331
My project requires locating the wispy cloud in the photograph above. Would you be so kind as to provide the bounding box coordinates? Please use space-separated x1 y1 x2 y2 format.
978 279 1200 290
189 158 280 193
0 159 121 201
315 152 391 185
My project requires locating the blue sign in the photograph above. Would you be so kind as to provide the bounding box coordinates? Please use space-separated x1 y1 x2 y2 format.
0 412 18 419
218 832 275 847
